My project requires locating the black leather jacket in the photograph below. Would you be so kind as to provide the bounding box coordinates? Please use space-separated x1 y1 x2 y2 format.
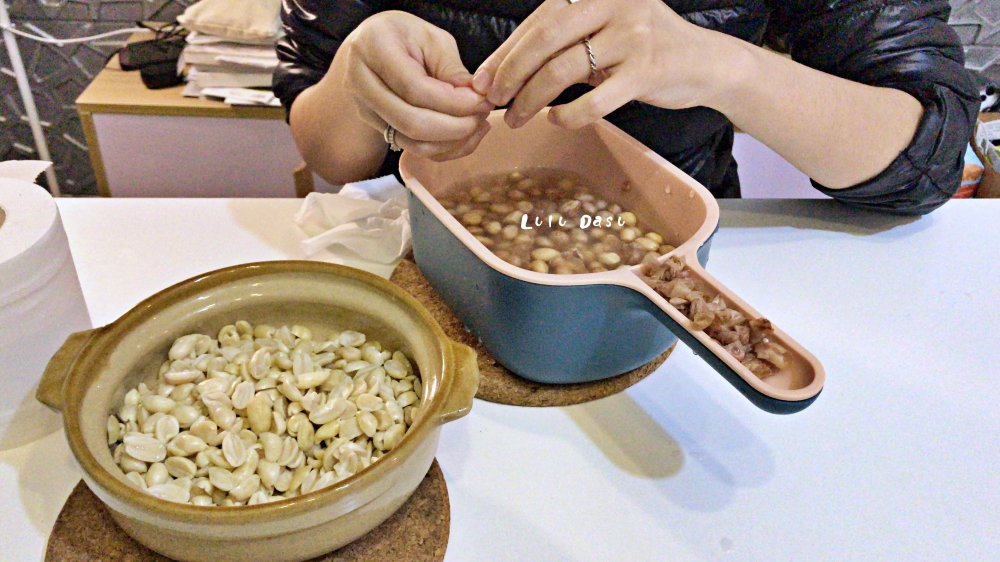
274 0 979 215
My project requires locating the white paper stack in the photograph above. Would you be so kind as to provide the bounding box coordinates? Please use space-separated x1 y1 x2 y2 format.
180 32 279 93
198 87 282 107
176 0 283 104
0 161 92 451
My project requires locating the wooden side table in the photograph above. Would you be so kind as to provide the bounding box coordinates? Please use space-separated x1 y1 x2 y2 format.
76 32 302 197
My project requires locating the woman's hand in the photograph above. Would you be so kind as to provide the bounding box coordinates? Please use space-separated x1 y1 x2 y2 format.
338 11 495 161
292 11 494 184
471 0 923 190
472 0 729 130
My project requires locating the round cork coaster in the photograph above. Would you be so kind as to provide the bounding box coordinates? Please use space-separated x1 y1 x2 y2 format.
45 460 449 562
390 259 673 407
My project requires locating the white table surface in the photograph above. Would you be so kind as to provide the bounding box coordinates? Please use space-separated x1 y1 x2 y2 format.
1 198 998 562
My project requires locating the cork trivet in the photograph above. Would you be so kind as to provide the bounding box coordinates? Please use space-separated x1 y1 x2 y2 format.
390 259 673 407
46 460 449 562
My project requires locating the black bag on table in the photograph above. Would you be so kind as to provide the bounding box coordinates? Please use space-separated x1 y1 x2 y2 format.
116 23 187 90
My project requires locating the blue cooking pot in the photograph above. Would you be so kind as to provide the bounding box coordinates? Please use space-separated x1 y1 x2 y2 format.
401 110 823 413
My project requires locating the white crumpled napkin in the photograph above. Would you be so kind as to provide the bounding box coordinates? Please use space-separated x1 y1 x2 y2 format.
293 175 411 264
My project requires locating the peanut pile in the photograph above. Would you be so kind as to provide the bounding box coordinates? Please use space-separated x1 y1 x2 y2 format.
440 169 675 274
107 322 422 506
639 255 788 379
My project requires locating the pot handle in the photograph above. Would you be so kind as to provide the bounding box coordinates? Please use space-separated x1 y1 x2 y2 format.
437 340 480 424
626 255 825 414
37 328 101 412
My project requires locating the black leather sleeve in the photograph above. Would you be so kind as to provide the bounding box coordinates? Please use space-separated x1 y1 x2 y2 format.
273 0 380 121
768 0 980 215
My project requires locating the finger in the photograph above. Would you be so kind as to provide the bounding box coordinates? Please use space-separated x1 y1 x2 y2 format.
548 70 634 129
472 0 577 96
360 29 491 117
429 133 489 162
354 103 394 139
423 28 477 89
472 1 557 96
352 62 486 142
355 102 461 157
358 105 490 146
355 100 492 154
393 120 492 160
505 34 619 128
420 29 496 113
487 2 609 106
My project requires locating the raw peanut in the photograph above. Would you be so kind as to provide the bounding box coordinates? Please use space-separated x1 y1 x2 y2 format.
141 395 176 415
110 323 422 507
229 474 261 502
222 432 248 468
146 482 190 504
124 433 166 463
154 415 180 443
165 456 198 479
259 432 282 463
144 463 169 487
246 393 272 434
357 411 378 438
208 467 237 492
167 434 208 457
295 370 330 390
257 460 281 489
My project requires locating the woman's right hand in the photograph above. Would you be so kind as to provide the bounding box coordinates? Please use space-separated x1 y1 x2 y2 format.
332 11 494 162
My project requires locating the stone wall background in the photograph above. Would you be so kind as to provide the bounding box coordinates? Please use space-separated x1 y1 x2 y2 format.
0 0 996 196
0 0 192 195
949 0 1000 87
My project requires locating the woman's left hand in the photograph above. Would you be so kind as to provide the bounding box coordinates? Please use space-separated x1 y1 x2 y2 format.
472 0 733 130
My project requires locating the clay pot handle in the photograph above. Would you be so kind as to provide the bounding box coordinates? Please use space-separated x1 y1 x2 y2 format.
437 340 480 424
36 328 101 412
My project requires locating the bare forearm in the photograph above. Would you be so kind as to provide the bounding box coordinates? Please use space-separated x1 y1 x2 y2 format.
289 55 387 185
705 34 924 189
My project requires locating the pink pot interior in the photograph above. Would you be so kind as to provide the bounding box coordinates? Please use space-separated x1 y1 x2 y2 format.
403 109 718 259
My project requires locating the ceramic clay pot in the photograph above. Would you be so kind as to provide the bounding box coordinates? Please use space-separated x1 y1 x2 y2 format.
37 261 478 562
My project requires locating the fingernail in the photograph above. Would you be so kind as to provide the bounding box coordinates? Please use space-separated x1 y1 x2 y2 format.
505 110 523 129
472 68 491 95
487 83 506 107
504 110 516 128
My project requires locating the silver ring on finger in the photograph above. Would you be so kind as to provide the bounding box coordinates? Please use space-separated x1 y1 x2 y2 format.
582 38 597 78
383 123 402 152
